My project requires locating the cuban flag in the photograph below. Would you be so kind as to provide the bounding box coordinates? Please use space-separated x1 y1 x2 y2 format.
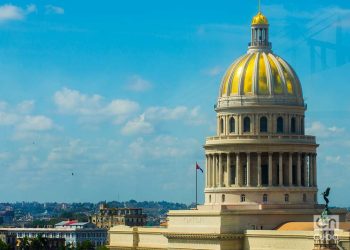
196 162 203 173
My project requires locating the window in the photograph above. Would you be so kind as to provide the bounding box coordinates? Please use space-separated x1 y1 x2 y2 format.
285 194 289 203
277 117 284 133
222 194 225 203
263 194 268 203
303 194 307 203
220 118 224 134
243 117 251 133
229 117 235 133
301 118 305 134
209 195 211 203
260 116 268 132
240 194 246 202
291 117 296 133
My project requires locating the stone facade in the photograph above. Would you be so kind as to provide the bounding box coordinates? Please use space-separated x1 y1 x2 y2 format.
90 204 147 229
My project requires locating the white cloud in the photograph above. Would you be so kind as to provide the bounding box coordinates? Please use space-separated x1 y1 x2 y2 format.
144 106 203 124
0 111 19 125
0 4 36 22
306 121 345 138
204 66 224 76
54 87 139 123
325 155 342 164
17 115 54 131
128 135 199 159
45 5 64 15
17 100 35 114
126 75 152 92
121 114 153 135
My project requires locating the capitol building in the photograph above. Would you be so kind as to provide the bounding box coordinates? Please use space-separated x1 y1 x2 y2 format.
109 10 350 250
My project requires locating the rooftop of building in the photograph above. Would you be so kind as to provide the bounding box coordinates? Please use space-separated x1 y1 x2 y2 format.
276 222 350 231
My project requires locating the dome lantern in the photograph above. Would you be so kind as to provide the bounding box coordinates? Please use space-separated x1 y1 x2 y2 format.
249 11 271 51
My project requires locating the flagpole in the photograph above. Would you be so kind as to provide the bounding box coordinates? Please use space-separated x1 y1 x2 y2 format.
196 163 198 210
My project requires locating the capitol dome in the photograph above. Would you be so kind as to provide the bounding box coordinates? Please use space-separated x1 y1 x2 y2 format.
217 12 304 108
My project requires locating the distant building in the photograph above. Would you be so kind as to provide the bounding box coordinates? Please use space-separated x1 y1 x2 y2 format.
0 220 107 247
0 210 14 225
89 203 147 229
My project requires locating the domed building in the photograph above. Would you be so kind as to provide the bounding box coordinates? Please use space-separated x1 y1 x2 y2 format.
205 11 314 209
109 11 349 250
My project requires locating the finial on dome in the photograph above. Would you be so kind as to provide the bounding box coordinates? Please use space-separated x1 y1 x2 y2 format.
252 0 268 25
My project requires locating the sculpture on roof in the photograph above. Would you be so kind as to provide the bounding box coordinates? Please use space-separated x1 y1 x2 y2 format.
322 187 331 216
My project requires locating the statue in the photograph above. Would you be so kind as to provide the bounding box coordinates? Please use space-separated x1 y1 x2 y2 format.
321 187 331 216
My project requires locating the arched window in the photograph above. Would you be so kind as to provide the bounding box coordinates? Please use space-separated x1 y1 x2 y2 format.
229 117 235 133
263 194 268 203
277 117 284 133
209 195 212 203
220 118 224 134
244 117 251 133
303 194 307 203
240 194 246 202
284 194 289 203
291 117 296 133
222 194 225 203
260 116 268 133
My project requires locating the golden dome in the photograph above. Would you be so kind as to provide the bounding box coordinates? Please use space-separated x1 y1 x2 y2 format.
252 12 268 25
219 51 303 103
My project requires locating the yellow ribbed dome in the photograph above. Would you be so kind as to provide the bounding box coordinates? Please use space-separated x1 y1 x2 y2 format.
252 12 268 25
220 52 302 99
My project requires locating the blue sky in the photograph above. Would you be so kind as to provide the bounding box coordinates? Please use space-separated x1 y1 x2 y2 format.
0 0 350 206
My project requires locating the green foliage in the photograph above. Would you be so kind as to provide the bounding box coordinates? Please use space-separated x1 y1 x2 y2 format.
18 237 30 250
96 246 109 250
76 240 94 250
0 240 10 250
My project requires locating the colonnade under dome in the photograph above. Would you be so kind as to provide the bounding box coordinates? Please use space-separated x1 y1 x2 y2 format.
205 152 317 189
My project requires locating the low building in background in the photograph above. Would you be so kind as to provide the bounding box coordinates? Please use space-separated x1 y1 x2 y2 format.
89 203 147 229
0 220 107 247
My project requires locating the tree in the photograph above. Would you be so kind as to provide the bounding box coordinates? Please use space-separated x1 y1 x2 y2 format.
96 246 109 250
29 235 48 250
18 237 30 250
0 240 10 250
76 240 94 250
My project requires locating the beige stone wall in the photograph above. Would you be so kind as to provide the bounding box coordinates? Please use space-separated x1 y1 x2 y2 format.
244 230 314 250
108 225 168 250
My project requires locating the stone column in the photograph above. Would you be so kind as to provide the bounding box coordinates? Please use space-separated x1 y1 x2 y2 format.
257 153 262 187
268 153 273 187
279 153 283 186
247 153 251 186
314 154 317 187
212 155 216 187
297 153 301 186
304 154 308 187
236 153 241 186
205 155 208 188
219 153 223 187
227 153 231 187
309 154 313 187
289 153 293 186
